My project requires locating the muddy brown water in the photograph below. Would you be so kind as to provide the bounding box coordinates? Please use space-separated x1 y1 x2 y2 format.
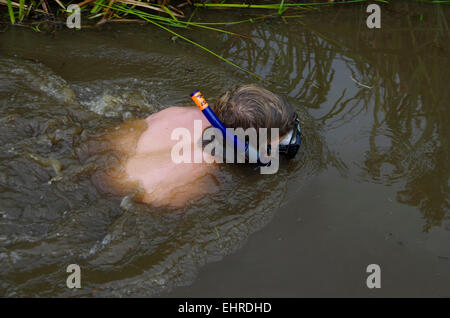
0 1 449 297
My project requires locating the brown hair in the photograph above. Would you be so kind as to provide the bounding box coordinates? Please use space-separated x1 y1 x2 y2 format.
212 84 295 139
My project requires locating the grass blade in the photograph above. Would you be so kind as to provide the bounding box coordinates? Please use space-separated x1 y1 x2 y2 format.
194 0 389 9
278 0 285 15
6 0 15 24
146 19 265 81
96 2 264 80
19 0 24 21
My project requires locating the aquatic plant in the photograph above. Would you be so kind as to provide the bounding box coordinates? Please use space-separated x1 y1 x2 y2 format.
1 0 390 26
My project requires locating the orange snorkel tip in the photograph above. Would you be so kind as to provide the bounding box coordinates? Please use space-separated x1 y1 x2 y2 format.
190 90 209 111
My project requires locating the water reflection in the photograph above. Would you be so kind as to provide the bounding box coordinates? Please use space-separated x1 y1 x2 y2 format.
214 2 449 230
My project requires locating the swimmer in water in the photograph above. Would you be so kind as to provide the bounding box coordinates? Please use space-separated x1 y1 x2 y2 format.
91 84 301 207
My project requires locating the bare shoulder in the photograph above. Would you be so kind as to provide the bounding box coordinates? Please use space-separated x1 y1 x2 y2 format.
136 106 209 153
146 106 203 123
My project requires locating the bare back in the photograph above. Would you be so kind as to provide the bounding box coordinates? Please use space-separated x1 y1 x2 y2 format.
93 106 216 207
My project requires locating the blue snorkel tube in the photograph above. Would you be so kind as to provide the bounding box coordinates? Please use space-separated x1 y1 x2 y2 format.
190 90 262 164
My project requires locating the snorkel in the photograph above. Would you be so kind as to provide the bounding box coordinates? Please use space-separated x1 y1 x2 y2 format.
190 89 302 165
190 90 261 163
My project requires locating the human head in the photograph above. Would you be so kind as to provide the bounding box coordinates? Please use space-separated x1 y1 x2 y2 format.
212 84 296 140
